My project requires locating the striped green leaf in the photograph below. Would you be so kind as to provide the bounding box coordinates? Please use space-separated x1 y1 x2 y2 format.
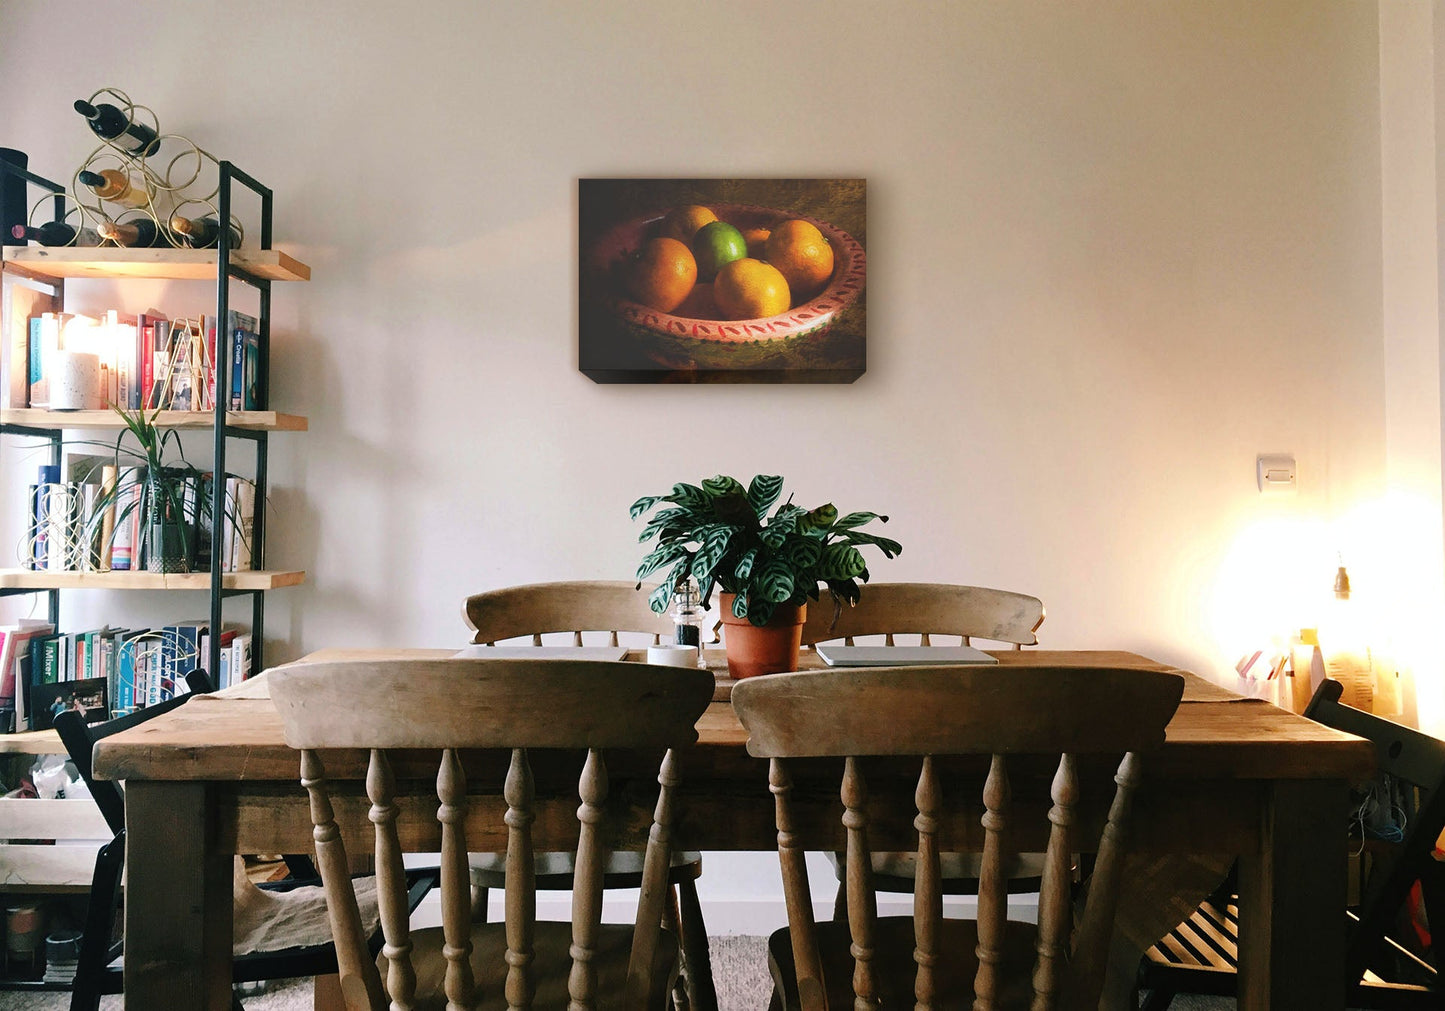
787 537 822 569
732 592 750 619
635 541 690 580
840 530 903 558
734 547 759 582
638 506 690 543
630 495 662 520
747 474 785 516
758 558 796 604
835 511 887 530
702 475 745 499
817 543 867 580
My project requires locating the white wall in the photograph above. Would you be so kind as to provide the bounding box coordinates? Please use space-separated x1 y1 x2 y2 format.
0 0 1396 924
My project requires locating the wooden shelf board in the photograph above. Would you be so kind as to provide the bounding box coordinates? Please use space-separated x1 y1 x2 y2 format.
0 409 307 432
0 569 306 591
0 729 62 754
2 246 311 282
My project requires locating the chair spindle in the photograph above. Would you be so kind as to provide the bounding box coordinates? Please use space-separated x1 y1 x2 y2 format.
368 748 417 1009
303 749 387 1010
627 748 681 1005
438 748 476 1010
974 754 1011 1010
504 747 536 1009
568 748 609 1009
842 756 879 1005
771 757 826 1008
914 755 942 1010
1031 754 1078 1010
1068 752 1143 1007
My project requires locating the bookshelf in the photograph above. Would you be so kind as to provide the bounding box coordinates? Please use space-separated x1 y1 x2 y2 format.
0 160 308 702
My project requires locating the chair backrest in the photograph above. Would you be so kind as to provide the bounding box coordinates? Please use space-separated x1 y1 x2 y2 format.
1303 678 1445 990
54 669 213 835
270 658 713 1010
799 582 1045 649
732 665 1183 1009
462 580 676 646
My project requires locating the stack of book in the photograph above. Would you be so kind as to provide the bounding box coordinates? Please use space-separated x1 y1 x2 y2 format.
4 307 263 412
25 462 255 574
0 618 252 732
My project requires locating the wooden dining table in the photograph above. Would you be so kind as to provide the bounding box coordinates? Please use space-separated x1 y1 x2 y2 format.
91 647 1374 1010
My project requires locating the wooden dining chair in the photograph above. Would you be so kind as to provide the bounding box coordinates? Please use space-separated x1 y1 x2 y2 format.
463 579 676 647
462 579 716 1009
801 582 1048 918
799 581 1045 649
732 664 1184 1009
270 657 714 1011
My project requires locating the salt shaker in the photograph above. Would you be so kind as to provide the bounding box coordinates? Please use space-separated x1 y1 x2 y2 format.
670 580 704 659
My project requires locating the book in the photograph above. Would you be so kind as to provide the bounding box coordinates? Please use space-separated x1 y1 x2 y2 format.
98 465 117 572
1 269 54 408
225 311 258 410
231 632 252 683
0 620 52 724
108 466 143 571
231 478 255 571
162 619 208 700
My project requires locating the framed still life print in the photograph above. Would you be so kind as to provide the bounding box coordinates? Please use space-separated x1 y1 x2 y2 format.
579 178 866 383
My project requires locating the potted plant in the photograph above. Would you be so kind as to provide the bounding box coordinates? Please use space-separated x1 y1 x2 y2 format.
79 406 226 573
631 474 901 678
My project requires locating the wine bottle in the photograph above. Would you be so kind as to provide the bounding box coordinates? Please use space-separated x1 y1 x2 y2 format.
169 214 240 249
98 217 166 248
11 222 101 247
78 169 149 209
73 100 161 157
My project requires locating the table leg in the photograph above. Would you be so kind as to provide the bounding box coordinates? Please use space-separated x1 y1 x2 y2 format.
1236 779 1349 1009
125 781 233 1010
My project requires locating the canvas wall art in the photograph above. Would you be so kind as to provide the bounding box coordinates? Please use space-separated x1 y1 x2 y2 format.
579 178 866 383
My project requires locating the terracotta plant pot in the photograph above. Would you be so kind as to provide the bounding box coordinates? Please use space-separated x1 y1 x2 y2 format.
718 593 806 680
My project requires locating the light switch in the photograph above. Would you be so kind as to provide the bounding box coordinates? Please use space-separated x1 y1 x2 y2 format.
1257 454 1296 493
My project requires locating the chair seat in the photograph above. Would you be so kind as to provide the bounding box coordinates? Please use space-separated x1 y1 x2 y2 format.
469 849 703 889
767 915 1039 1009
825 849 1049 893
400 919 677 1010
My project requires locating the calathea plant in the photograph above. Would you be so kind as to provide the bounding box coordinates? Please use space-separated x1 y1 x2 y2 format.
631 474 902 626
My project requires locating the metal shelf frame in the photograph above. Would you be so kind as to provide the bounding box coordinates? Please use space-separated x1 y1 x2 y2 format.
0 160 289 685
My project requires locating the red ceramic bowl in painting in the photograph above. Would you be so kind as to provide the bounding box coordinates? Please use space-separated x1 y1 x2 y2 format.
584 203 866 371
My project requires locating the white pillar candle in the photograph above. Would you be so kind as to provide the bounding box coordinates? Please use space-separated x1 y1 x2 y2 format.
49 350 104 410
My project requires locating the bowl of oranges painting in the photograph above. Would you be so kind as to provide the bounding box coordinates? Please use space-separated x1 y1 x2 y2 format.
584 202 866 372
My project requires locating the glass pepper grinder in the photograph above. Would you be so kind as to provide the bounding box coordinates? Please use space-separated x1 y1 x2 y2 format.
670 580 704 659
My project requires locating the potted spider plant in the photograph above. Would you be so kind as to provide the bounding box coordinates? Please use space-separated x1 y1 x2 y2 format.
631 474 901 678
79 405 220 573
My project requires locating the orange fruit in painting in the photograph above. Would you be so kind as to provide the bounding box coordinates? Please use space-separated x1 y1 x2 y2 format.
658 204 718 244
741 227 771 259
625 237 697 313
713 258 791 320
764 219 834 301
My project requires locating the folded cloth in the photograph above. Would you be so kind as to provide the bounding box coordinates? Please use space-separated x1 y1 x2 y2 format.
232 856 379 956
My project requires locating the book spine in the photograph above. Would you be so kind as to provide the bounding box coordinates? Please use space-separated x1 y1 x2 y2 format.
141 321 155 410
231 328 244 410
204 315 217 412
41 638 58 685
118 639 134 713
